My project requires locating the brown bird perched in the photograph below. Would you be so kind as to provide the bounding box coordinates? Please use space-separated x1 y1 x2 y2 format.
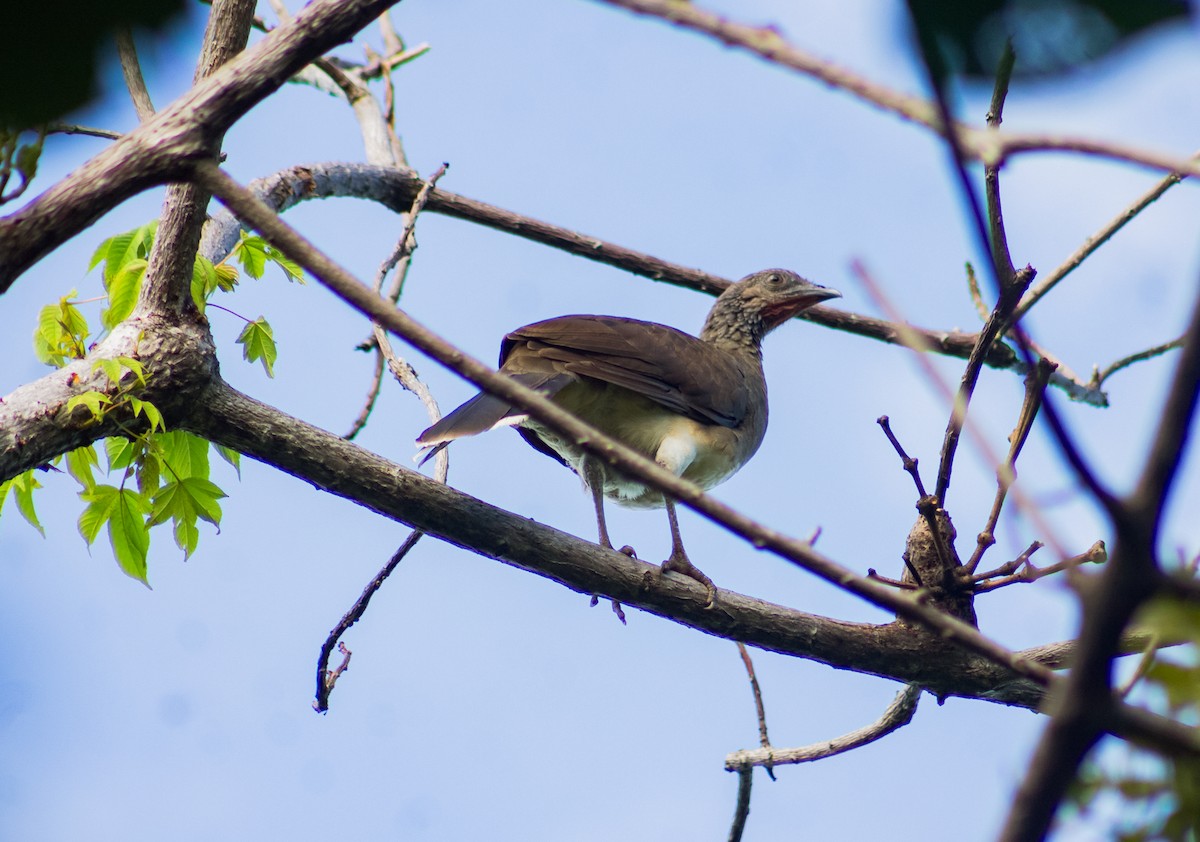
416 269 840 607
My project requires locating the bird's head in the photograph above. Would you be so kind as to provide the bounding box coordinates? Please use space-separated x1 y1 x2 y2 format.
702 269 841 348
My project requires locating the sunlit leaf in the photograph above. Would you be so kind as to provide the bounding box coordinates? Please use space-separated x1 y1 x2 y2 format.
237 317 276 377
102 257 147 329
65 444 100 491
235 233 268 279
213 445 241 477
65 390 111 423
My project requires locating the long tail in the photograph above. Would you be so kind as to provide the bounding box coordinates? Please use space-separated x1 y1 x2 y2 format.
414 373 571 465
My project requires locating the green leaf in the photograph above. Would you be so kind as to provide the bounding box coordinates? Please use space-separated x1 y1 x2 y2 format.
78 485 115 545
234 233 269 279
65 444 100 491
149 476 225 527
264 245 305 283
213 445 241 477
135 448 162 497
90 221 157 284
105 436 141 472
14 136 42 183
237 317 277 377
129 397 164 433
191 255 217 310
156 430 210 480
9 471 45 536
33 292 89 367
148 475 225 559
114 356 147 388
78 484 151 584
65 390 112 423
214 262 240 291
174 518 200 558
102 257 147 329
94 358 123 386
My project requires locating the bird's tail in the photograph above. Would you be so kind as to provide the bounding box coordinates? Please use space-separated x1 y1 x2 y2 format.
414 372 571 466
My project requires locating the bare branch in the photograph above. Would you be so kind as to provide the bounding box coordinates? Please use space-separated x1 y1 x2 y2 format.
1014 158 1195 322
972 540 1107 594
727 768 753 842
934 266 1034 504
115 26 156 121
725 684 921 770
1093 337 1186 389
591 0 1200 178
314 530 423 712
876 415 929 498
45 123 123 140
965 359 1055 573
737 642 772 757
343 347 386 440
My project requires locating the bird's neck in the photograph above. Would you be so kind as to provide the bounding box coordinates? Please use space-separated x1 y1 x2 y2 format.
699 300 766 360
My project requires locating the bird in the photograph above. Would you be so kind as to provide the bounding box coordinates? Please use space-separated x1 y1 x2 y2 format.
416 269 840 607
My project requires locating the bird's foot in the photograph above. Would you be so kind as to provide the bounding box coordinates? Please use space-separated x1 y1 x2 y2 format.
660 554 717 609
588 594 627 624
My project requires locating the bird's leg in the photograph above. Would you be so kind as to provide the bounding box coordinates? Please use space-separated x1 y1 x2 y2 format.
583 457 629 624
660 498 717 608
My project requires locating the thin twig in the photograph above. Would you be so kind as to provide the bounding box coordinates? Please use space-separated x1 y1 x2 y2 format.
377 162 449 299
971 541 1044 584
966 263 989 322
866 569 918 590
592 0 1200 178
1013 157 1195 323
972 541 1107 594
1092 337 1186 389
855 262 1071 562
876 416 927 498
45 123 123 140
725 684 921 770
343 346 386 440
736 643 773 758
965 358 1056 573
1116 634 1161 698
115 26 156 121
983 41 1018 283
314 530 423 711
727 768 753 842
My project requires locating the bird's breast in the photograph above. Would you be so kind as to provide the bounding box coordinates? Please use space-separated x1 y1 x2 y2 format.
521 380 766 509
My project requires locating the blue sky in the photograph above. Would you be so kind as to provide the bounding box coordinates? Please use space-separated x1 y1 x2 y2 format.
2 2 1199 839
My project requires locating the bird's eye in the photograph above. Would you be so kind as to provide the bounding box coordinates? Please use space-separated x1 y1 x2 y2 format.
767 273 781 285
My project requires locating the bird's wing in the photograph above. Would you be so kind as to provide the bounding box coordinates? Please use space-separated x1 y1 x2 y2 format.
502 316 751 428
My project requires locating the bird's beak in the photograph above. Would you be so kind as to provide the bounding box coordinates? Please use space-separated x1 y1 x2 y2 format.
795 286 841 307
764 285 841 328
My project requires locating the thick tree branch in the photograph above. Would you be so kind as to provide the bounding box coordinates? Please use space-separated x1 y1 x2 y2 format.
183 378 1047 707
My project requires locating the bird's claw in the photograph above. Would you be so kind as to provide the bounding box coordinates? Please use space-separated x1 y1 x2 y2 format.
659 554 718 609
589 594 627 624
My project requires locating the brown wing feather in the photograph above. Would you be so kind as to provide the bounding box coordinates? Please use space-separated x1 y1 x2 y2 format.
501 316 751 428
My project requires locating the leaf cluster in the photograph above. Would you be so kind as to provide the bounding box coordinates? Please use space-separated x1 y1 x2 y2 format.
2 221 305 582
